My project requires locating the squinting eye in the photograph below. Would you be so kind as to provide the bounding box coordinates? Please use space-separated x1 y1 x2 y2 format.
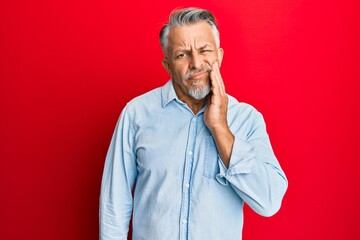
200 49 211 53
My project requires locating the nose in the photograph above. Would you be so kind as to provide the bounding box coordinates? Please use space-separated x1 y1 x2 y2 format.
189 52 203 69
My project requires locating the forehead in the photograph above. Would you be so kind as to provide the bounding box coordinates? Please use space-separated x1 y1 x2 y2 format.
167 21 217 49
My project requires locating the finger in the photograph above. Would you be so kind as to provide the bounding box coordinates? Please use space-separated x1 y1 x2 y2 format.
212 61 226 95
210 67 221 96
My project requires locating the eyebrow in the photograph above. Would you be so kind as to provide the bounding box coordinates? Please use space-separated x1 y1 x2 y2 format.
174 44 211 53
174 48 190 53
197 44 209 50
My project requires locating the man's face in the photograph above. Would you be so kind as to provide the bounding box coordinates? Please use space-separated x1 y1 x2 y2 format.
162 21 223 101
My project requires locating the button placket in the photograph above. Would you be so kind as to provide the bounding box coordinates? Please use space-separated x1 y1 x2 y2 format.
179 116 198 240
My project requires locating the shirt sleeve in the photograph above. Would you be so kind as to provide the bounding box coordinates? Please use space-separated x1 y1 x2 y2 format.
216 110 288 217
99 104 137 240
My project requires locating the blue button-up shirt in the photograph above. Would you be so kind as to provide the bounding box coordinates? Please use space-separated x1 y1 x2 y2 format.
100 80 288 240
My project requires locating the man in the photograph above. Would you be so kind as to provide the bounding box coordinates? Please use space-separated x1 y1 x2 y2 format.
100 7 288 240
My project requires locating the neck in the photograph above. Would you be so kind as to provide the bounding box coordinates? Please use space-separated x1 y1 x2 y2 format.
183 97 207 114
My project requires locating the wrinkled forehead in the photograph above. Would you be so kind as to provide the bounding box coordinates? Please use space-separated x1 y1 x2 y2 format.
167 21 217 49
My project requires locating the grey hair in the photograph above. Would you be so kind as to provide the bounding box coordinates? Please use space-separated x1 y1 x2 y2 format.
160 8 220 54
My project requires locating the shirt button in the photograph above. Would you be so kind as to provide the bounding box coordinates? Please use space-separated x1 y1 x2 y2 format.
188 150 193 155
192 118 196 122
182 219 187 224
185 183 190 188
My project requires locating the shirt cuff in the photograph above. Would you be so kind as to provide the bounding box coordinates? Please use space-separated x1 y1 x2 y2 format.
216 137 256 185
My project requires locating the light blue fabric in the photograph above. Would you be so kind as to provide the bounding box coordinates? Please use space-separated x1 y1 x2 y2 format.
99 80 288 240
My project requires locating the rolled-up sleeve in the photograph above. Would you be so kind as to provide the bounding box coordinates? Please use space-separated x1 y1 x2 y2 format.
99 104 137 240
216 110 288 217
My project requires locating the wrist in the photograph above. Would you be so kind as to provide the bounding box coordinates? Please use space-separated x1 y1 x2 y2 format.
208 122 230 135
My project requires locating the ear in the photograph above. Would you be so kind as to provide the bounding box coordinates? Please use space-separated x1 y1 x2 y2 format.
162 58 172 76
217 48 224 67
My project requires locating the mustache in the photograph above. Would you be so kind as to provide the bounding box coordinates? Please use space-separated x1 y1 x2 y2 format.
183 64 212 81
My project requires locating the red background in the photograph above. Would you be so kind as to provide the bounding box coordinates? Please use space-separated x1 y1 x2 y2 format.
1 0 359 239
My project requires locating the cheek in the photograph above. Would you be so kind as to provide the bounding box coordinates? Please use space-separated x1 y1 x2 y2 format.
207 54 218 64
172 65 188 80
169 70 183 83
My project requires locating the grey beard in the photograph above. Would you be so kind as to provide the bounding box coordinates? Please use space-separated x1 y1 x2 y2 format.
188 83 211 100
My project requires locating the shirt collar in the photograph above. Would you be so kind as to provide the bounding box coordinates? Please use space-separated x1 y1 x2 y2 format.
161 80 179 107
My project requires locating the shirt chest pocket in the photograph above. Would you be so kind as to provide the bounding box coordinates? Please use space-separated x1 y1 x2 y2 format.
202 135 220 180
